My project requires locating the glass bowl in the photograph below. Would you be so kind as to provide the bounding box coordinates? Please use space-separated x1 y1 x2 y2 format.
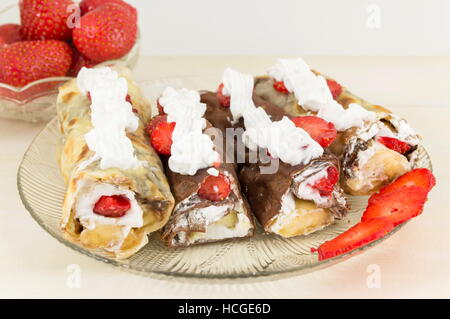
17 76 434 282
0 3 141 123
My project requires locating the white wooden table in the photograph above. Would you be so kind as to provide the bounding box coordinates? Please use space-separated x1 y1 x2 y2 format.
1 56 449 298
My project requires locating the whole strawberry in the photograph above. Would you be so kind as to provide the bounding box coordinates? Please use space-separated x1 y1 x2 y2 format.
20 0 76 41
73 3 137 63
80 0 136 18
0 24 22 49
0 40 73 87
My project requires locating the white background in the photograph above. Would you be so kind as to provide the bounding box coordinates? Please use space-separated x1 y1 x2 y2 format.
2 0 450 55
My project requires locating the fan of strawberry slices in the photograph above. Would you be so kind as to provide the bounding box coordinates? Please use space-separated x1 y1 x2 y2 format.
0 0 138 89
312 168 436 261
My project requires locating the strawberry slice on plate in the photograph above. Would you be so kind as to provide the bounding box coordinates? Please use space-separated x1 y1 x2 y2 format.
198 173 231 202
0 24 22 49
326 79 343 99
362 186 428 226
273 81 289 93
93 195 131 218
312 218 394 261
373 168 436 199
291 116 337 147
217 83 230 107
310 166 339 197
146 115 175 155
377 136 412 154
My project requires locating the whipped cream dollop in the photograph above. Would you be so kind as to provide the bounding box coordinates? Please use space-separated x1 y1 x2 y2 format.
267 58 376 131
77 67 143 170
158 87 219 176
222 68 323 166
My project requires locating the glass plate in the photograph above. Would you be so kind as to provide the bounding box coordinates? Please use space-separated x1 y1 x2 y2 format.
17 76 433 282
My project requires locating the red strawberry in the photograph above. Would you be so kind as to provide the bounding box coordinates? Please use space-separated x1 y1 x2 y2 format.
273 80 289 93
147 115 175 155
312 218 394 261
217 83 230 107
72 3 137 63
377 136 412 154
79 0 136 17
376 168 436 196
0 24 22 48
0 40 72 87
326 79 343 99
198 173 231 202
19 0 76 41
291 116 337 147
362 186 428 226
93 195 131 217
67 48 97 77
310 166 339 196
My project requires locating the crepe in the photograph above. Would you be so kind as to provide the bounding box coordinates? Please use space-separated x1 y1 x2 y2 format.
240 154 347 237
57 67 174 259
161 162 254 248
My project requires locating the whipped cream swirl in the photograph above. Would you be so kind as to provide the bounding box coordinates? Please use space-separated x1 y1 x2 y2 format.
77 67 143 170
222 68 323 166
159 87 219 176
268 58 376 131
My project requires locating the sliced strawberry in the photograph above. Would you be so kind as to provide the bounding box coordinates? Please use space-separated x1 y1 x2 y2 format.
273 80 289 93
375 168 436 196
147 115 175 155
217 83 230 107
20 0 76 41
156 98 166 115
198 173 231 202
79 0 136 17
93 195 131 217
312 218 394 261
362 186 428 226
377 136 411 154
326 79 343 99
291 116 337 147
310 166 339 197
73 3 137 63
0 24 22 49
0 40 72 87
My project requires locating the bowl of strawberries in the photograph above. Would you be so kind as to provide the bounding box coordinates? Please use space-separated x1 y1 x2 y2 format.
0 0 140 123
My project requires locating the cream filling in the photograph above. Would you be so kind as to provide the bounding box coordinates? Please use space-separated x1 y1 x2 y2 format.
270 192 333 237
174 202 252 245
74 182 143 251
291 169 330 206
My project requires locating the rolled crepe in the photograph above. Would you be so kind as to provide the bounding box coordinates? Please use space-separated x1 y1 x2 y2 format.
339 113 420 195
161 161 254 248
254 73 421 196
57 67 174 259
240 154 347 237
201 90 348 237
